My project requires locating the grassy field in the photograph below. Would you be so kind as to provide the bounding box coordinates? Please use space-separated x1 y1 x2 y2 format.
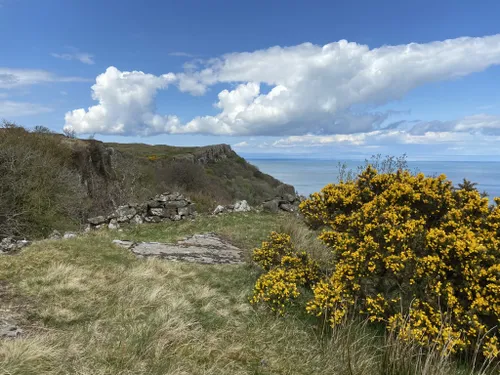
0 213 493 375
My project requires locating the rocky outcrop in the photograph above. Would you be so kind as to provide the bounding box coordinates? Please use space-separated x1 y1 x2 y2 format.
0 237 30 254
212 200 252 215
262 193 303 213
86 192 196 230
194 144 233 164
113 233 242 264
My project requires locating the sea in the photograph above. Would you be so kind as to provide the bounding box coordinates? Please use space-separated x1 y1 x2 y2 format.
248 159 500 200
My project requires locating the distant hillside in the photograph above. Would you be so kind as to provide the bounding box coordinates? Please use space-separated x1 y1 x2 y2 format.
0 123 294 238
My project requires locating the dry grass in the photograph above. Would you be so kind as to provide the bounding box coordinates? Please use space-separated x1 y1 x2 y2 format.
0 213 495 374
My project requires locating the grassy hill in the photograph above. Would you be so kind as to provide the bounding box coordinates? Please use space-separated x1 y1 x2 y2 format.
0 212 488 375
0 123 293 239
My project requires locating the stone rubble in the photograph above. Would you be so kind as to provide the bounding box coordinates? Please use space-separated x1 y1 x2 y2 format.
0 237 30 254
212 200 251 215
87 192 196 230
261 194 303 213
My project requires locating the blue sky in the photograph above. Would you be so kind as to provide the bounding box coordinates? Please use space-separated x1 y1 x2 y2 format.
2 0 500 160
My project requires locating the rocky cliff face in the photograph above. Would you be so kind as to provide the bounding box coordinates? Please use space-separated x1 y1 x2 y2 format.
194 144 234 164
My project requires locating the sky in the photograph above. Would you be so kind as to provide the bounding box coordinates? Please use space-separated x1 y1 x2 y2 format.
1 0 500 160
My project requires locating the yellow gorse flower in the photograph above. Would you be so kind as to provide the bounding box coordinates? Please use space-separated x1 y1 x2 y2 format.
253 166 500 359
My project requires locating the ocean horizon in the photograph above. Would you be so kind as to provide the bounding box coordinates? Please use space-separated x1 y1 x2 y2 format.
248 158 500 200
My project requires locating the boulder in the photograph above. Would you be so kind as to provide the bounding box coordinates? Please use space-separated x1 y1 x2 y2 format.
178 207 189 217
63 232 78 239
144 216 161 223
131 215 144 225
147 200 162 208
164 200 188 209
115 206 137 222
49 230 62 240
88 216 106 225
234 200 251 212
213 205 226 215
283 193 296 203
0 237 30 254
108 219 119 230
0 323 22 338
279 203 295 212
262 199 280 213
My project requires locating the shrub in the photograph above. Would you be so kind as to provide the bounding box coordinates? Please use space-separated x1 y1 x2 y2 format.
251 232 319 314
252 165 500 361
301 166 500 358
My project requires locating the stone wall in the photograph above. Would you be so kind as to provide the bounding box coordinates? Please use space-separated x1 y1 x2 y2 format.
86 192 196 230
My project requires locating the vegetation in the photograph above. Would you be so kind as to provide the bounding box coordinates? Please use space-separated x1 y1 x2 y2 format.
0 122 287 239
252 163 500 373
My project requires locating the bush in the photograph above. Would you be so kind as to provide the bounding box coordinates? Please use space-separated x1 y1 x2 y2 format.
253 165 500 360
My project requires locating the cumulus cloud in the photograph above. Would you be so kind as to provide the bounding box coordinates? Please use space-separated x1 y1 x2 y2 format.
0 100 52 117
51 48 95 65
64 34 500 136
0 68 89 89
64 67 178 134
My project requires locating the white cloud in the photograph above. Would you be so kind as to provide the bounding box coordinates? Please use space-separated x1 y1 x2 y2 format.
169 52 196 57
65 34 500 136
0 68 89 89
64 66 178 134
233 141 249 148
0 100 52 117
51 48 95 65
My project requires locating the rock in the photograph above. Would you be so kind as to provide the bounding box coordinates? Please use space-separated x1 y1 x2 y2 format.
213 205 226 215
112 240 135 249
279 203 295 212
108 219 119 230
144 216 161 223
128 233 242 264
49 230 62 240
172 214 182 221
88 216 106 225
131 215 144 225
233 200 251 212
84 224 92 233
147 200 162 208
0 323 22 338
283 193 296 203
262 199 280 213
63 232 77 239
164 200 188 209
115 206 137 222
178 207 189 217
0 237 30 254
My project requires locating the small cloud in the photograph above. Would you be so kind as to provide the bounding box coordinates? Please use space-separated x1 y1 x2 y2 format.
233 141 249 148
0 100 53 117
51 48 95 65
60 91 68 96
169 52 196 58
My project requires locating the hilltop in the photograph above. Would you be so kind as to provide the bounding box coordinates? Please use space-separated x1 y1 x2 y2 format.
0 124 294 239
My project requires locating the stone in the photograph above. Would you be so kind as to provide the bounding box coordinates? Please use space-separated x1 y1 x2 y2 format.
148 207 176 218
131 215 144 225
63 232 77 239
49 230 62 239
172 214 182 221
279 203 295 212
108 219 119 230
164 200 188 209
0 323 22 338
178 207 189 217
128 233 242 264
262 199 280 213
115 206 137 222
84 224 92 233
283 193 296 203
0 237 30 254
147 200 162 208
213 205 226 215
144 216 161 223
233 200 251 212
112 239 135 249
88 216 106 225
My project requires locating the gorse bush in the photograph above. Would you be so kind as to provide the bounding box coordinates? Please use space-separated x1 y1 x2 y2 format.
252 165 500 361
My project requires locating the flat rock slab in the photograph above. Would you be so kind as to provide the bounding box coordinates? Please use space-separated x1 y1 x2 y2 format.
113 233 243 264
